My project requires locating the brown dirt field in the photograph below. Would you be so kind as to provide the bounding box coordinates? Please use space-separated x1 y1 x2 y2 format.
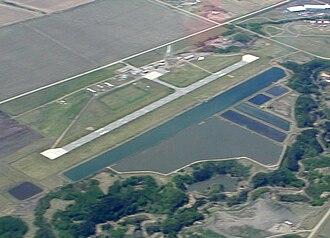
5 0 96 13
0 4 40 27
0 111 42 158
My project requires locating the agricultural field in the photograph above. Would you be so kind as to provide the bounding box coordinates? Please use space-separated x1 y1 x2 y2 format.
0 4 39 27
163 0 286 22
0 0 213 101
0 112 42 158
5 0 96 13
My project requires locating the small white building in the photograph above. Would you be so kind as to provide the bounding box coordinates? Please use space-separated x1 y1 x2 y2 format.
287 6 306 12
287 4 330 12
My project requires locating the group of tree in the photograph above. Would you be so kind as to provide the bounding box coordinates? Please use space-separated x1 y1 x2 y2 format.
33 176 204 238
294 95 318 128
252 168 305 188
0 216 28 238
282 129 323 172
172 160 250 191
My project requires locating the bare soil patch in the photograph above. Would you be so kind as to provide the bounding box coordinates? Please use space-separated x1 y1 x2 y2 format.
0 4 39 27
204 197 301 237
0 111 42 158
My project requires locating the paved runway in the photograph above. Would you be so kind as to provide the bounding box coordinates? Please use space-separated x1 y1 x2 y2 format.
0 0 213 101
41 55 258 159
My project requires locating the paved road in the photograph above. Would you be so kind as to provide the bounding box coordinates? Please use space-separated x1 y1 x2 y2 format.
41 55 258 159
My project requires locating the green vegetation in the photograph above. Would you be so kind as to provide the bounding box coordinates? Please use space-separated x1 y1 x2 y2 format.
278 194 310 202
232 33 253 44
252 168 305 188
303 156 330 171
283 60 330 94
159 64 209 87
60 79 173 145
20 91 92 139
222 25 238 36
192 55 241 74
162 207 203 237
250 187 271 201
321 121 330 148
199 45 241 54
0 64 123 116
226 190 249 207
282 129 323 172
33 176 204 237
294 95 318 128
251 59 329 206
0 216 28 238
304 172 330 206
173 160 250 190
173 161 250 207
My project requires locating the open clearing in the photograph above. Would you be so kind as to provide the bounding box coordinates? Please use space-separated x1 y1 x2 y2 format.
0 0 213 101
274 35 330 58
5 0 96 13
316 210 330 237
159 64 210 87
203 197 300 238
191 54 242 73
0 4 39 27
18 91 92 140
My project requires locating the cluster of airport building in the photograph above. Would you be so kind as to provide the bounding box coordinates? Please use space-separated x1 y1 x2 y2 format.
287 4 330 12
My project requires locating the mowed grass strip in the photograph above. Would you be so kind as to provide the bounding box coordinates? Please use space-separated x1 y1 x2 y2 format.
192 55 241 73
18 91 92 140
125 47 166 67
273 36 330 58
59 79 174 145
0 63 124 116
160 64 210 87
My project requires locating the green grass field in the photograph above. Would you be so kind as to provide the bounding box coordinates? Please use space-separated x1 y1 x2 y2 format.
160 64 210 87
0 63 124 116
274 35 330 58
59 79 174 145
18 91 92 140
192 55 241 73
125 47 166 67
